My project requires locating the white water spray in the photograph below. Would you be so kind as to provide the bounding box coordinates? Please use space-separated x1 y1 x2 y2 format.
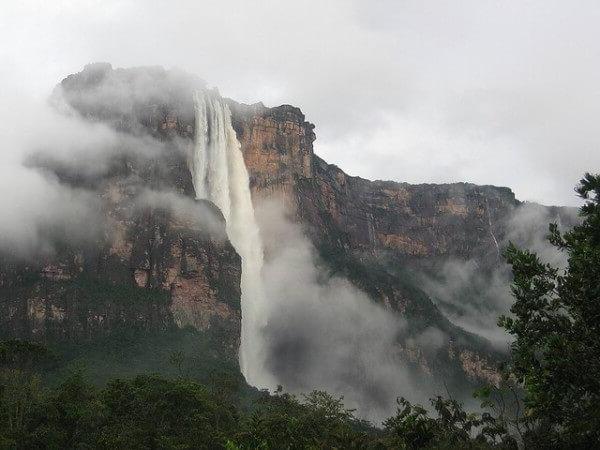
190 90 272 387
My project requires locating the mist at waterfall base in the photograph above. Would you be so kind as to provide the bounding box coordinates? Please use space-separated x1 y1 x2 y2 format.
256 200 445 422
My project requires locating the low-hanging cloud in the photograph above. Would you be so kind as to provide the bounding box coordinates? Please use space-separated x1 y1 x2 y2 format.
0 91 111 258
0 78 190 260
4 0 598 206
256 199 450 422
0 165 101 259
422 203 579 349
58 64 204 124
136 188 228 241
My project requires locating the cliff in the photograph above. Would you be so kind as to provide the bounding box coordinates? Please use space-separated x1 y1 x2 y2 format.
228 94 519 386
230 99 516 262
0 65 241 357
0 63 574 393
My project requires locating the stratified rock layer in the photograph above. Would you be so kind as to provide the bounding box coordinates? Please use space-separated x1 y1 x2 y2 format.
0 64 241 352
0 64 574 389
231 100 516 264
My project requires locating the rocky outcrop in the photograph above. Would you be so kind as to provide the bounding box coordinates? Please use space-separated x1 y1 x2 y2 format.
1 207 240 346
229 102 315 198
57 64 519 270
1 184 241 347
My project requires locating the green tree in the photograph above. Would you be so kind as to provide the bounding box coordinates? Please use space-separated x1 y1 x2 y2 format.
0 340 55 447
233 388 370 449
0 340 56 373
501 173 600 447
0 369 43 446
381 396 513 449
97 375 238 449
24 371 103 449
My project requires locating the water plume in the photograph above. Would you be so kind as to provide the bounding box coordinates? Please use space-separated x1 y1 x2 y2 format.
190 90 272 387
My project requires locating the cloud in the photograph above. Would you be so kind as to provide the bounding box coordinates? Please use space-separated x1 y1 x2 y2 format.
0 74 195 259
504 202 578 269
0 89 107 258
58 63 204 128
256 199 450 422
0 164 101 258
136 189 228 240
422 259 513 349
3 0 598 206
422 203 579 349
407 326 448 353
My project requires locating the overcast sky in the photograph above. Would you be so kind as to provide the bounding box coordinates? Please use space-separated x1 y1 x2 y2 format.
3 0 599 206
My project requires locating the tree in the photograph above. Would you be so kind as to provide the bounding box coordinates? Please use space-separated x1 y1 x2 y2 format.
0 340 55 446
501 173 600 447
232 388 371 449
382 396 513 449
98 375 238 449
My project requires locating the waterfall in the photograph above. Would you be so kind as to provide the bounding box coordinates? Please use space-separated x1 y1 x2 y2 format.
190 90 271 387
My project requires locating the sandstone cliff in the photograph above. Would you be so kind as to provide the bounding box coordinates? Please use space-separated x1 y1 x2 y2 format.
0 63 574 391
0 65 241 356
230 98 515 263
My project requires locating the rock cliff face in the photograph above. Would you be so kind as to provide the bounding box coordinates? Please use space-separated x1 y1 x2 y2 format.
0 195 241 348
230 99 516 265
0 65 241 354
228 98 516 384
0 64 573 390
227 94 581 388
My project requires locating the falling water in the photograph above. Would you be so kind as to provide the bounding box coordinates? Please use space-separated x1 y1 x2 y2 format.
190 90 272 387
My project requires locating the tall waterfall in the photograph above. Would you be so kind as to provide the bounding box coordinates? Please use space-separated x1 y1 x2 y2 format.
190 90 271 387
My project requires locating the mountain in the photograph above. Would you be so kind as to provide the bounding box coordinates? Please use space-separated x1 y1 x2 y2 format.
0 63 577 415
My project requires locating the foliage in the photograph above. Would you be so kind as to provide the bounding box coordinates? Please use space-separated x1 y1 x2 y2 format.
381 396 515 449
98 375 238 449
0 340 56 373
44 325 244 391
0 369 43 446
0 351 515 450
2 372 238 449
231 388 372 449
500 173 600 447
0 340 57 447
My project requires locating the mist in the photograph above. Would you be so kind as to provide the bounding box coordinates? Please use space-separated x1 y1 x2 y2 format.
135 189 229 241
422 203 579 349
0 90 113 258
256 199 448 422
0 164 101 258
4 1 600 206
0 77 210 260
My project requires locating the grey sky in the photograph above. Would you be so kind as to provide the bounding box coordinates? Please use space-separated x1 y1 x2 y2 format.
3 0 599 206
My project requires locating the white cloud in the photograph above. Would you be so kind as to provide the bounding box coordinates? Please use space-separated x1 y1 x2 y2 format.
256 199 452 421
2 1 598 202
